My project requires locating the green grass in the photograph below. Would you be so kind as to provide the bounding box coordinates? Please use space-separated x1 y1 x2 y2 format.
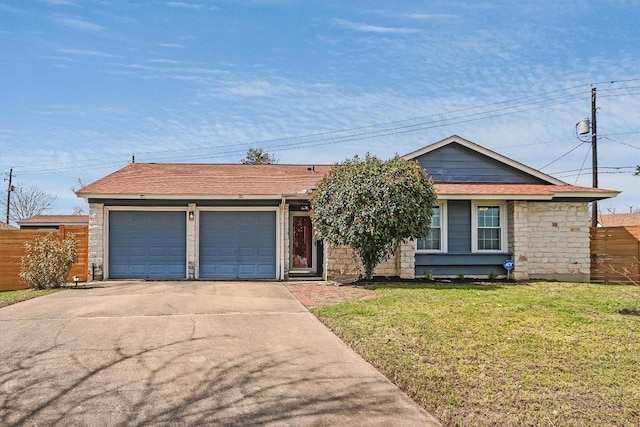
0 288 61 308
312 282 640 426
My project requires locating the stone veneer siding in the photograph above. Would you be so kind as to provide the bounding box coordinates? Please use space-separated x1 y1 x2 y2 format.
325 240 415 280
509 201 591 282
88 202 105 280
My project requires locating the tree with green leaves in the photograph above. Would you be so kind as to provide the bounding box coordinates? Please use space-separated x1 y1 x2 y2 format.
311 154 437 280
241 148 277 164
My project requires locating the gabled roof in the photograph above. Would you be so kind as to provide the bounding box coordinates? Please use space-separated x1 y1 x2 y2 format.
598 213 640 227
77 137 618 203
77 163 332 200
402 135 567 185
18 215 89 226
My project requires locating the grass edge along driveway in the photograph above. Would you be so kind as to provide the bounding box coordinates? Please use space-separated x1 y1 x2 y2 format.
0 288 61 308
312 282 640 427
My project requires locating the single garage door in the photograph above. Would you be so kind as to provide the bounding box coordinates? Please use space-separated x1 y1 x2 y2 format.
199 211 276 279
109 211 187 279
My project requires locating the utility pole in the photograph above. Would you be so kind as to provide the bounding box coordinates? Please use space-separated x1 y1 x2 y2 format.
591 88 598 228
5 168 13 224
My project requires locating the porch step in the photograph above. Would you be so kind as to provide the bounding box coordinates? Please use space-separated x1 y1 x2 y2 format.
287 276 324 281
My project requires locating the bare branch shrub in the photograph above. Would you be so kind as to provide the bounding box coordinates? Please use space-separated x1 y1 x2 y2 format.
20 233 78 289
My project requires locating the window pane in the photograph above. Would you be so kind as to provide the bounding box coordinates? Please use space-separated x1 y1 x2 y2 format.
477 206 500 227
431 207 440 227
418 228 440 250
476 205 501 251
417 206 441 250
477 228 500 250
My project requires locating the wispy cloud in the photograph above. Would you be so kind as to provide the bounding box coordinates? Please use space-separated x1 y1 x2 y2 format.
40 0 76 5
397 13 457 20
53 15 104 31
332 18 420 34
222 80 294 97
158 43 186 49
166 2 201 9
58 48 121 58
146 58 180 64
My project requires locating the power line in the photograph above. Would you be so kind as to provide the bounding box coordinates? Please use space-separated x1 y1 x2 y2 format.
14 93 590 174
7 80 640 175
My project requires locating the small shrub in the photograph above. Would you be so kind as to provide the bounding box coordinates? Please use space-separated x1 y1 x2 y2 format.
423 271 435 281
457 273 465 280
20 233 78 290
489 271 499 280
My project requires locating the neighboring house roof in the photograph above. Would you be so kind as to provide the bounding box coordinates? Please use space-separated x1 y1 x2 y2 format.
0 220 17 230
598 213 640 227
18 215 89 227
77 163 333 199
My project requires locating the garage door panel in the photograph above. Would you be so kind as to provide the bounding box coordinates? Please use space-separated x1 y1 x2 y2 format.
199 211 276 279
109 211 186 279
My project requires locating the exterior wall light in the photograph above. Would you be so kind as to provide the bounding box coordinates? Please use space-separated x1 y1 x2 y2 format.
188 211 195 221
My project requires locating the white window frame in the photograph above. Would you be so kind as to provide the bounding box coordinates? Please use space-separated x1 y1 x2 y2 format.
471 201 508 253
416 202 448 253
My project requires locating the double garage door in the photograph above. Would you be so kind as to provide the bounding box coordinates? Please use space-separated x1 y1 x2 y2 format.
109 210 276 279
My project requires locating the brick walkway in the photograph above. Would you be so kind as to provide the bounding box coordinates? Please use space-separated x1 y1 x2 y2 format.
285 282 377 308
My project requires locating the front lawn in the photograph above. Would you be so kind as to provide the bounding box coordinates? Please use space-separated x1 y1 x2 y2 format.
0 288 61 308
313 282 640 426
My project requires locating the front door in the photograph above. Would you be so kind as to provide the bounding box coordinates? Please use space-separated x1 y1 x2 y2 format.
290 214 315 273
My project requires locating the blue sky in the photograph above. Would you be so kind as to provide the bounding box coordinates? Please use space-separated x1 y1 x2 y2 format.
1 0 639 216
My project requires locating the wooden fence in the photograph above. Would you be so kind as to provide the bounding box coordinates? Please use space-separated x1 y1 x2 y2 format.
590 226 640 283
0 225 88 291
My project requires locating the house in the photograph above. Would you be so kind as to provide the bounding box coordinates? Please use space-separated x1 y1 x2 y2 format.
77 135 618 282
0 220 17 230
598 213 640 227
18 214 89 230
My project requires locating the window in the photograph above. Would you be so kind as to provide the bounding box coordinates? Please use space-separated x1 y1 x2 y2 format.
472 202 507 252
417 203 447 252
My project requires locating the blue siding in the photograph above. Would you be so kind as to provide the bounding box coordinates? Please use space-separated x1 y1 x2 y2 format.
415 144 546 183
199 211 276 279
447 200 471 253
415 254 511 277
415 200 511 277
109 211 186 279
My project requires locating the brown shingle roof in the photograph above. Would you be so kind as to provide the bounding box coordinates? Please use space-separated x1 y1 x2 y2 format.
78 163 332 198
598 213 640 227
76 163 618 201
434 183 617 200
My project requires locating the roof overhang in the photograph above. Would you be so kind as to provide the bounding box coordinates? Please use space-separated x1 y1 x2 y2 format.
435 190 619 202
80 192 313 201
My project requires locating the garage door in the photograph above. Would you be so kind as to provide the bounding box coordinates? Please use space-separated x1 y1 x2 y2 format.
109 211 186 279
199 211 276 279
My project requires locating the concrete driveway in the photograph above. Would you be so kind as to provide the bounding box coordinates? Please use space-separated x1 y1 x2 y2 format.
0 281 440 426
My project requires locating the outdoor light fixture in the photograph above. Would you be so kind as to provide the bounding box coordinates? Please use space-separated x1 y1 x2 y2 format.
73 276 79 286
188 211 195 221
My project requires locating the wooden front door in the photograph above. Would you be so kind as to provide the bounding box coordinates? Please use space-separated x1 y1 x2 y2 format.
290 215 314 272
